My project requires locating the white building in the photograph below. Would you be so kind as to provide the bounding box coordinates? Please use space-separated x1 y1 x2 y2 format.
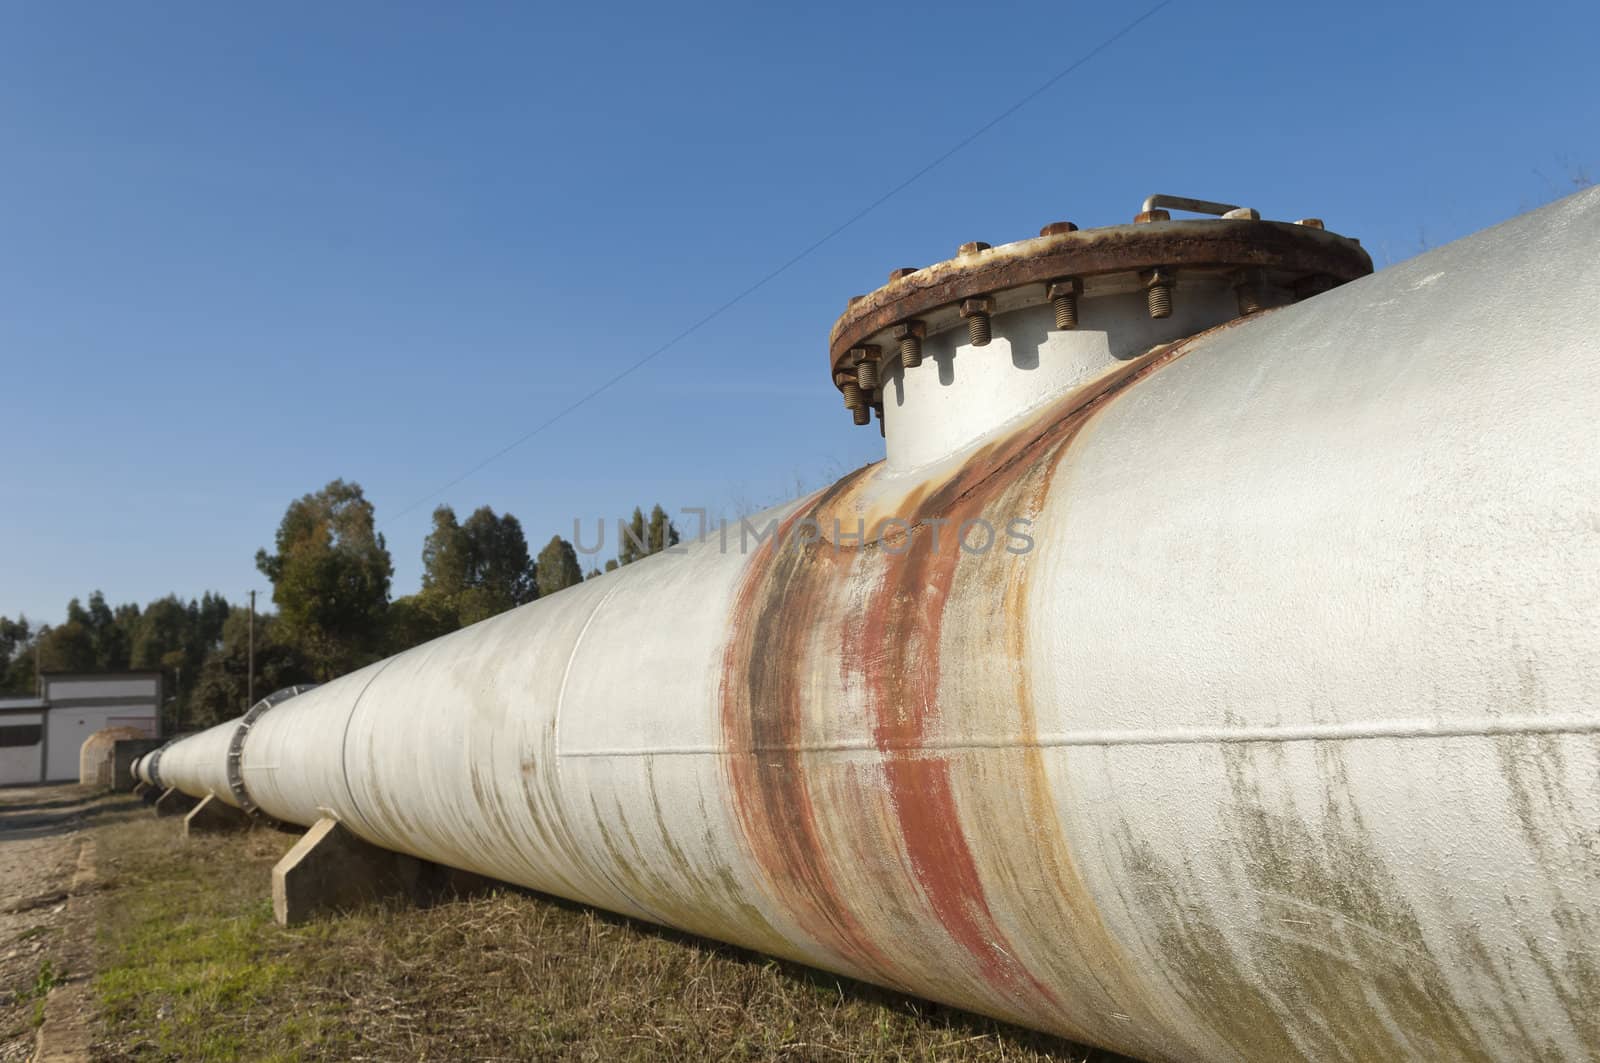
0 672 162 785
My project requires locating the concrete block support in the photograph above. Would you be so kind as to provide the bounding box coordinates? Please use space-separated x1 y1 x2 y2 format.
183 794 251 837
272 818 492 926
153 787 199 818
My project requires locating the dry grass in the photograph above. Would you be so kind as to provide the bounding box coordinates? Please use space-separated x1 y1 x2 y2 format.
90 811 1141 1061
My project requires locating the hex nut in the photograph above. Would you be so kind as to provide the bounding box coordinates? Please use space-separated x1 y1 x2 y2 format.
1039 221 1079 237
957 241 992 256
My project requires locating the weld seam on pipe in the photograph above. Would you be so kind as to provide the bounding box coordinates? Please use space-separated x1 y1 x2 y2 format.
334 656 402 839
552 574 673 919
553 575 635 771
558 712 1600 758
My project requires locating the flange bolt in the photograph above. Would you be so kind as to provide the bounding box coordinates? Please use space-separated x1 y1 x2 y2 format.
960 297 994 346
1234 269 1265 316
1046 278 1082 330
851 345 881 391
892 320 926 368
1141 268 1174 319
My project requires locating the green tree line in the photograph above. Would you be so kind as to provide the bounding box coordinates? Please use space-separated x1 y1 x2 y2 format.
0 480 680 729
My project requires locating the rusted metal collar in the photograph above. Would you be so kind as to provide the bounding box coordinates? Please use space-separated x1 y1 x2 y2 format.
829 195 1371 421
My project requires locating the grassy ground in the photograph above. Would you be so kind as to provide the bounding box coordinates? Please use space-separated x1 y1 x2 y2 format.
90 811 1141 1061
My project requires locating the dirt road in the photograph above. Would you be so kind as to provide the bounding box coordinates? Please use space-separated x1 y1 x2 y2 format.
0 785 124 1062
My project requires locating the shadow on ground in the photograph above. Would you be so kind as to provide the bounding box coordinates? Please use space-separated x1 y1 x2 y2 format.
0 789 145 843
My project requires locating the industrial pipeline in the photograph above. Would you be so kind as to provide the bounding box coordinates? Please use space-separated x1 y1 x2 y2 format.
140 189 1600 1063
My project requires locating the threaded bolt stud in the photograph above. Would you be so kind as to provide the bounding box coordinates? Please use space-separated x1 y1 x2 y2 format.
900 334 921 367
1233 269 1265 316
1236 284 1262 316
1053 293 1077 329
841 381 864 409
852 405 871 426
856 358 878 391
959 298 994 347
967 313 991 346
1141 269 1174 320
850 346 880 392
891 321 926 368
1046 278 1081 331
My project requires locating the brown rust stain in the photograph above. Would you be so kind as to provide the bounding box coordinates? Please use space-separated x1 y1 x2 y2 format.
845 491 1063 1012
719 336 1215 1050
985 401 1206 1059
815 337 1203 543
718 477 909 984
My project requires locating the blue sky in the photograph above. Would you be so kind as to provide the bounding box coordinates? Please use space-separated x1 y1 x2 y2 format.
2 1 1594 625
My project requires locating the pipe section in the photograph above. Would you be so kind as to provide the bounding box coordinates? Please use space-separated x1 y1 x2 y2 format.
155 719 242 807
152 190 1600 1063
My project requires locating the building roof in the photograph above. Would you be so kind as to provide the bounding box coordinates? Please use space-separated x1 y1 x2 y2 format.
0 697 47 711
39 670 163 679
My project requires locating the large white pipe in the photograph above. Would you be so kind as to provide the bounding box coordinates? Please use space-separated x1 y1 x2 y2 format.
154 719 239 806
156 189 1600 1062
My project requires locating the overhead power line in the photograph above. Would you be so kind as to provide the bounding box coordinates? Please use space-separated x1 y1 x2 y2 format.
384 0 1176 527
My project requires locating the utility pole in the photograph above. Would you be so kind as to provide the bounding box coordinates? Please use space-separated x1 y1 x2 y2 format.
248 589 256 709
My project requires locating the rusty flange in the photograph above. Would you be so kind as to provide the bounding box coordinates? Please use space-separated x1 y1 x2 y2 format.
829 206 1371 397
